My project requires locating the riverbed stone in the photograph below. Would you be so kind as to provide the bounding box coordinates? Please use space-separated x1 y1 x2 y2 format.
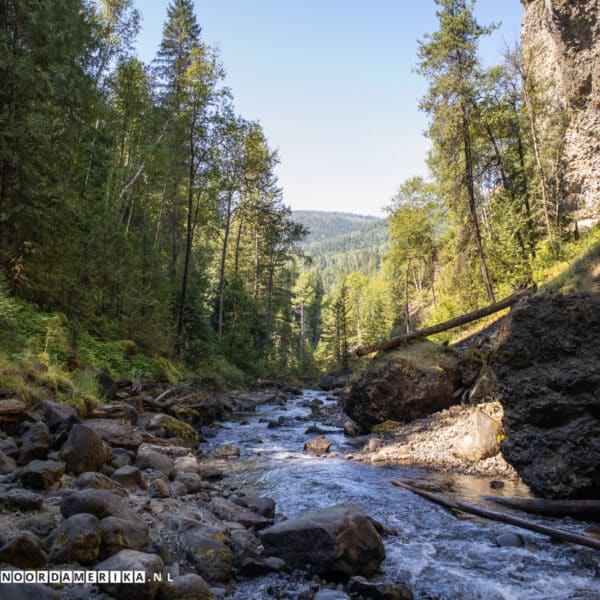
230 495 275 519
347 576 414 599
179 526 233 583
101 516 149 557
495 532 525 548
82 418 143 451
93 550 164 600
0 581 59 600
60 424 111 475
135 448 174 478
0 488 44 511
41 400 80 434
213 443 240 459
304 435 332 454
48 513 102 565
230 529 265 575
20 459 64 490
157 573 214 600
60 489 146 529
112 465 143 487
75 471 124 493
19 422 52 464
452 409 500 462
259 503 385 578
0 531 47 568
210 497 270 529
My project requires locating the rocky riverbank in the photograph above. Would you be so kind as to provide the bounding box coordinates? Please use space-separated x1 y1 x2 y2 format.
351 401 519 479
0 383 413 600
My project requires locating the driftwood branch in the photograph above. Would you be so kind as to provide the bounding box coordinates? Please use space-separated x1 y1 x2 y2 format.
355 286 536 356
484 496 600 522
391 480 600 551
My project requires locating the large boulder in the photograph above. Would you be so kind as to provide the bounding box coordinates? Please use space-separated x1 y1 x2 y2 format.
0 532 47 568
41 400 80 434
93 550 163 600
452 409 500 462
60 424 112 475
47 513 102 565
343 343 459 434
61 489 146 530
18 422 53 464
258 504 385 578
491 294 600 498
100 516 149 557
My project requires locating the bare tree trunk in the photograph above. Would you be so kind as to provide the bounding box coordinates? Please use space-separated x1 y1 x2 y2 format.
217 193 233 338
462 104 495 303
356 285 535 356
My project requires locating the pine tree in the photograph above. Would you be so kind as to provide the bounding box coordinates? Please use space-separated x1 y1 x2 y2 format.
417 0 496 303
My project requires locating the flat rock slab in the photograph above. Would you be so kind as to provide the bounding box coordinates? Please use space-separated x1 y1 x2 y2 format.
83 418 144 451
259 503 385 578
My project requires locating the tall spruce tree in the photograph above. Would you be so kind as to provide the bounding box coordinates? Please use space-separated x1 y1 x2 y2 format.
417 0 496 303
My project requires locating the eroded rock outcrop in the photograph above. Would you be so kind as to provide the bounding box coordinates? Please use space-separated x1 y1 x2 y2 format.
491 293 600 498
342 343 459 434
521 0 600 215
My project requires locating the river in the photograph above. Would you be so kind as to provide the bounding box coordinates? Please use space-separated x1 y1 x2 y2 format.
206 390 600 599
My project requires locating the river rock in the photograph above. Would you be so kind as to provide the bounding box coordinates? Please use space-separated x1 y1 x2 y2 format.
18 422 52 465
0 531 47 568
61 489 146 529
20 459 65 490
347 576 414 600
148 478 170 498
210 497 270 529
93 550 164 600
101 516 149 557
230 529 265 575
157 573 213 600
495 532 525 548
88 402 138 423
82 418 143 451
112 465 143 487
60 424 112 475
0 488 44 511
0 449 16 474
342 342 459 434
48 513 102 564
313 591 350 600
259 504 385 578
213 443 240 459
0 581 58 600
41 400 80 433
174 471 203 494
179 526 233 583
230 495 276 519
452 409 500 462
138 413 200 446
491 293 600 498
76 471 124 493
135 448 174 478
304 435 332 454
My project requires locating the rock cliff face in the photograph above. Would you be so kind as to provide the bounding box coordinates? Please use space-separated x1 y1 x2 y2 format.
491 293 600 498
521 0 600 216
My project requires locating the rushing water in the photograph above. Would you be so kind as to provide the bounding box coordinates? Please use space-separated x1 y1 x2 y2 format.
208 390 600 600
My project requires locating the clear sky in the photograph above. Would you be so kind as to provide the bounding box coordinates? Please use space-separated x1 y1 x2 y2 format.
132 1 523 216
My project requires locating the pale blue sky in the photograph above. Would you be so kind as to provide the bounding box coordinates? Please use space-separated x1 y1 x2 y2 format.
132 1 523 216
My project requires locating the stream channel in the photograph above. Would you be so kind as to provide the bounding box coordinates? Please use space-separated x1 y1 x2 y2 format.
206 390 600 599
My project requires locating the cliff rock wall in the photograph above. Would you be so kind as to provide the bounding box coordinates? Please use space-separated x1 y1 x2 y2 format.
521 0 600 216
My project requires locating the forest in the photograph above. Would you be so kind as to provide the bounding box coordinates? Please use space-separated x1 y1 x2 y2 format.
1 0 598 389
0 0 311 389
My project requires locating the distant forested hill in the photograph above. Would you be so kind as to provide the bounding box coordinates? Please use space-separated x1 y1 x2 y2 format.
293 211 389 291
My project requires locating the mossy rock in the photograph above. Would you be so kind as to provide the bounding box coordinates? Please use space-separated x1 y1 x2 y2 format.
162 415 201 442
171 406 200 421
118 340 137 356
371 420 402 434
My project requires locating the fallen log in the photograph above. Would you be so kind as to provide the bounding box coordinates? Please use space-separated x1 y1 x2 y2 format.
391 480 600 551
484 496 600 521
355 286 536 356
